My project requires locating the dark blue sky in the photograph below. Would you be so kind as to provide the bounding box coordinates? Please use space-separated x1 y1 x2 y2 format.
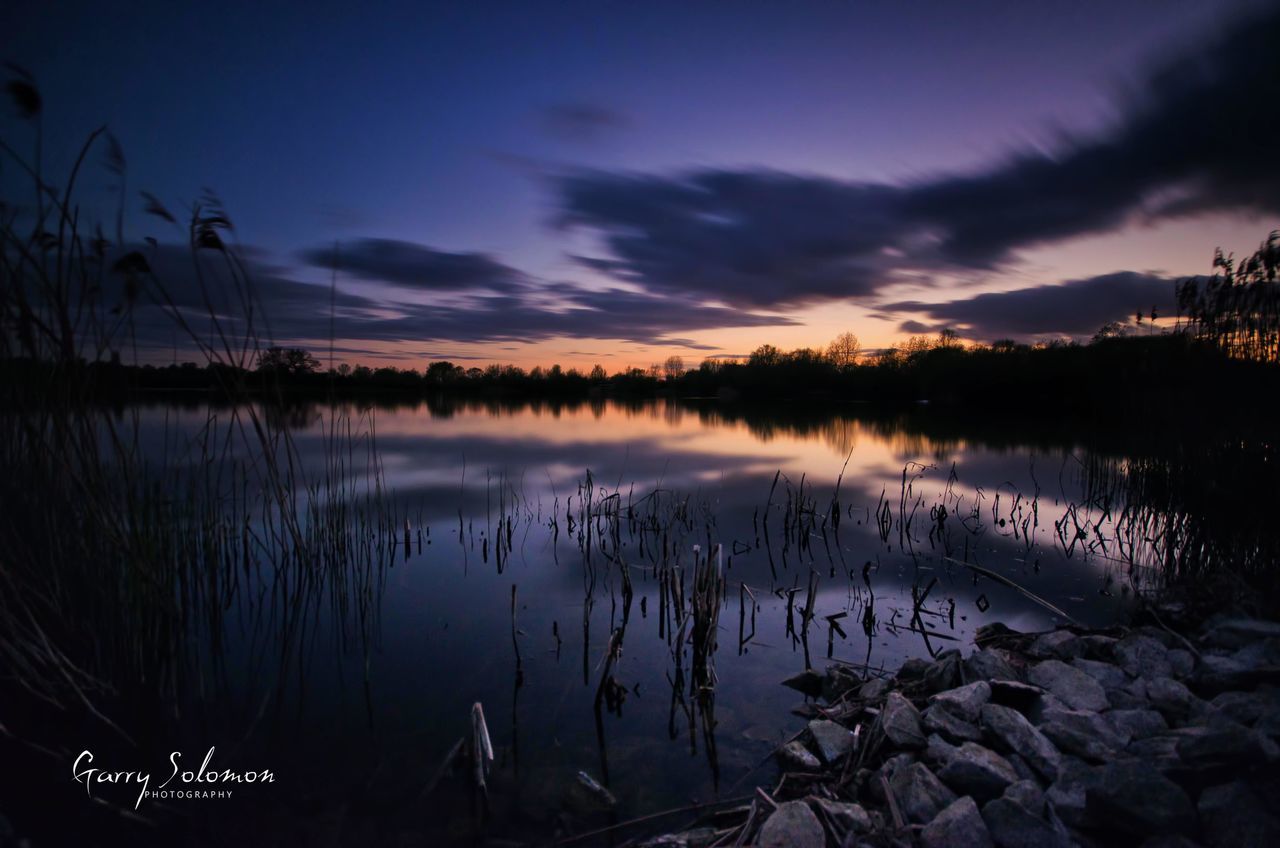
3 0 1276 365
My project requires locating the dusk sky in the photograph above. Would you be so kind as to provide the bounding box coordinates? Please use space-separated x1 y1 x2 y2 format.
3 0 1278 368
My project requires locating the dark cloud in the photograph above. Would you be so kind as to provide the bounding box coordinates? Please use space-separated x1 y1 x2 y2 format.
541 102 630 142
880 272 1179 340
119 243 795 356
299 239 523 291
554 5 1280 307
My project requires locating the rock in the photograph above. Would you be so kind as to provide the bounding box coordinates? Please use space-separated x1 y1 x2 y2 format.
924 733 959 767
921 796 993 848
782 669 825 698
881 691 926 749
1115 634 1172 680
1037 709 1129 762
982 797 1070 848
1147 677 1208 723
808 797 871 835
1005 753 1039 784
929 681 992 723
967 648 1021 682
1070 657 1129 689
1209 690 1278 725
1027 660 1109 712
923 651 963 692
1045 758 1103 828
889 762 957 824
823 666 861 701
1106 708 1168 740
1193 654 1263 694
922 703 985 743
1075 634 1118 661
1201 617 1280 650
807 719 855 763
1106 677 1152 710
976 622 1025 646
1198 781 1280 848
989 680 1046 712
637 827 718 847
1176 724 1279 772
980 703 1062 781
1030 630 1084 659
1126 734 1185 774
1086 760 1196 835
870 752 916 803
897 657 932 681
758 801 825 848
1166 649 1195 678
1139 835 1203 848
1003 779 1045 815
776 740 821 770
937 742 1019 802
859 677 892 701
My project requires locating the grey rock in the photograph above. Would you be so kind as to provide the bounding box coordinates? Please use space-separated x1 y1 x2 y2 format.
921 796 993 848
980 703 1062 781
1201 617 1280 650
924 733 959 767
1176 724 1280 771
896 657 932 681
776 740 821 770
1003 779 1045 815
1075 634 1118 661
989 679 1046 712
782 669 825 698
923 703 985 743
758 800 825 848
1027 660 1109 712
859 677 892 701
937 742 1019 802
889 762 957 824
1166 648 1196 678
807 719 855 763
808 797 872 835
870 752 916 802
1126 734 1185 773
881 691 926 749
1045 758 1103 829
637 827 718 848
1139 835 1204 848
1198 781 1280 848
929 681 992 723
966 648 1020 683
1005 753 1039 784
1209 690 1277 725
1194 653 1262 694
1070 657 1128 689
923 650 963 693
1086 760 1195 835
1030 630 1084 660
982 797 1070 848
1106 708 1168 740
1115 634 1172 680
1147 677 1208 723
823 666 861 701
1038 708 1129 762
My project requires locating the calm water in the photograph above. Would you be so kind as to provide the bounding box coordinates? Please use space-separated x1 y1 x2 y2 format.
87 397 1200 842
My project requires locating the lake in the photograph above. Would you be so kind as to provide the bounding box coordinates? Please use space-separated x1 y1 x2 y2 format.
23 395 1270 844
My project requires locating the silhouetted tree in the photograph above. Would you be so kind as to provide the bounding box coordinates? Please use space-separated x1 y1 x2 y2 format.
256 346 320 375
826 331 860 367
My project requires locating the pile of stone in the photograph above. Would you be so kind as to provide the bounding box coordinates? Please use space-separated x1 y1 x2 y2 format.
641 613 1280 847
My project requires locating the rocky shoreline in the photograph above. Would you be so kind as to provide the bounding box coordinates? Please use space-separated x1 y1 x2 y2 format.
640 610 1280 847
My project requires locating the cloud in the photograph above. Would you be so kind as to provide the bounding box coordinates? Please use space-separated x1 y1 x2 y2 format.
879 271 1179 340
117 243 795 357
541 102 630 142
554 5 1280 306
299 239 524 292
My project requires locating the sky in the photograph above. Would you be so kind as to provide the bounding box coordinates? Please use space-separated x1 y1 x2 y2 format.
2 0 1278 369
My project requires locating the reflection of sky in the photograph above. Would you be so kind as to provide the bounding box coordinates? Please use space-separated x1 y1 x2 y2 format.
130 398 1151 839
